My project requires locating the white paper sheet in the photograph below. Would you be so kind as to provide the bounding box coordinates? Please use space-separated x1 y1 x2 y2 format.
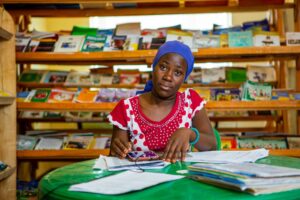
185 148 269 163
69 171 184 195
93 155 170 171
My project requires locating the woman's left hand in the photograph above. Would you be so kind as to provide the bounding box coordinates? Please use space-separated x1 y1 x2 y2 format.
161 128 192 163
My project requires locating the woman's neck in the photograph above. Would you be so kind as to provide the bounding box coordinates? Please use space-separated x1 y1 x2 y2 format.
148 91 177 106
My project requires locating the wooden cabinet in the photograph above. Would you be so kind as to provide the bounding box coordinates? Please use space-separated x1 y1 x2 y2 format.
0 7 16 200
4 0 300 160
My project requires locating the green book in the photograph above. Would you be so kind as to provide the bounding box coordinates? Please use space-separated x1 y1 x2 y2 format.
226 68 247 83
19 71 44 82
71 26 98 36
30 89 51 102
81 35 106 52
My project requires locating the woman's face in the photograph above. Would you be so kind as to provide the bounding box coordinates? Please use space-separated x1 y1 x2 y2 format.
152 53 187 99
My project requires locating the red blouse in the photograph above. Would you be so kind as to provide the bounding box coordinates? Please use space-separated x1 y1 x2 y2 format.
108 88 205 151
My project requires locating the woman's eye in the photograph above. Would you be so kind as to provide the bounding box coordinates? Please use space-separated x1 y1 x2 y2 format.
174 71 183 76
159 65 167 71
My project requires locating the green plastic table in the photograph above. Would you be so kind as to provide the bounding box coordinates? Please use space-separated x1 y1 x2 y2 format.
38 156 300 200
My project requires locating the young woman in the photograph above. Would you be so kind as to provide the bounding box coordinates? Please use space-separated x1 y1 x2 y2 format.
108 41 216 163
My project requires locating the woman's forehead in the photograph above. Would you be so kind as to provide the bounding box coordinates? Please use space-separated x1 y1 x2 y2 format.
158 53 187 65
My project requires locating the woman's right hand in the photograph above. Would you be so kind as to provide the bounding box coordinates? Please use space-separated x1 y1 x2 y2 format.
110 126 132 159
110 137 132 159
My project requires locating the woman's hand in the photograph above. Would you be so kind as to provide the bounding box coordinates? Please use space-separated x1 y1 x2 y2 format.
110 127 132 159
162 128 193 163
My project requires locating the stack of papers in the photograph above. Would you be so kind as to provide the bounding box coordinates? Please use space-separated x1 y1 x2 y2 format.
93 156 169 171
188 162 300 195
185 148 269 163
69 171 184 195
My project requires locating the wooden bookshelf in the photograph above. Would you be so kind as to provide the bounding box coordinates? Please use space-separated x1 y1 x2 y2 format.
0 96 15 105
17 149 110 160
16 46 300 64
0 7 16 199
17 100 300 111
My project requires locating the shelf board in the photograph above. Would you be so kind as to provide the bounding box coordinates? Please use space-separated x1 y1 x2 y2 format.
17 100 300 111
0 166 15 182
17 149 110 160
16 149 300 160
16 46 300 64
0 96 15 105
0 27 13 41
7 3 295 17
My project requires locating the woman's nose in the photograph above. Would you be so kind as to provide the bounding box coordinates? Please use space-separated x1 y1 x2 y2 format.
163 70 172 81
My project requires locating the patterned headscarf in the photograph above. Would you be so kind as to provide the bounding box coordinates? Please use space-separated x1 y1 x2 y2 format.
138 40 194 94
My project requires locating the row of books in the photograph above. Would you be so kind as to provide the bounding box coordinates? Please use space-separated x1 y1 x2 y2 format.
17 86 300 104
19 111 110 122
19 65 276 86
19 88 137 103
221 136 300 150
17 134 111 150
19 69 149 86
16 21 300 53
17 133 300 151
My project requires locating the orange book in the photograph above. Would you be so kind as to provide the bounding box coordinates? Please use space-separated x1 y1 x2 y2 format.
75 89 97 103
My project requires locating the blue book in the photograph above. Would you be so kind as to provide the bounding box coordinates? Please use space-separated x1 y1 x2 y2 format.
228 31 253 47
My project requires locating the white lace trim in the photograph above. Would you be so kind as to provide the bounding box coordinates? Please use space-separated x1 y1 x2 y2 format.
192 100 206 118
107 114 127 130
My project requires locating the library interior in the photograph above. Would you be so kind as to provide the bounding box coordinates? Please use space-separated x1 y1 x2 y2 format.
1 0 300 199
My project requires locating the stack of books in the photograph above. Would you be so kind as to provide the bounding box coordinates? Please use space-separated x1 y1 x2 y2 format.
188 162 300 195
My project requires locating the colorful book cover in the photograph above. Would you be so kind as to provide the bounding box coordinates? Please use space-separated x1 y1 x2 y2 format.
271 90 290 100
81 35 106 52
247 65 276 82
211 88 240 101
226 67 247 83
75 89 97 103
286 32 300 46
202 68 225 83
54 35 85 52
34 137 63 150
253 31 280 47
95 88 116 102
221 136 237 149
48 89 76 103
241 80 272 101
228 31 253 47
42 71 69 83
17 135 38 150
166 29 194 50
193 34 220 49
287 137 300 149
19 70 45 83
30 89 51 102
140 29 166 50
238 137 287 149
20 111 44 118
63 135 94 149
35 39 56 52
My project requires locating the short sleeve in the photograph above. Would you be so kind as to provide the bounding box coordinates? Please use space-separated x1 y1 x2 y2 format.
107 99 128 130
189 89 206 116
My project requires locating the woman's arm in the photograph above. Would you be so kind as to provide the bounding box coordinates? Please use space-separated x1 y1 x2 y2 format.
110 126 132 159
191 108 217 151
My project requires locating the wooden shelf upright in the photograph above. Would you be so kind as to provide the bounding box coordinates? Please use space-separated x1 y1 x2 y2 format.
0 7 16 200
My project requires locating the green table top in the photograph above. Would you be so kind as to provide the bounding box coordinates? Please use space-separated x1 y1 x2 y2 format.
38 156 300 200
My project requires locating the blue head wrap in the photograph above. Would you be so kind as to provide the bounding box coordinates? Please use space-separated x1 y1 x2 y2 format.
137 41 194 94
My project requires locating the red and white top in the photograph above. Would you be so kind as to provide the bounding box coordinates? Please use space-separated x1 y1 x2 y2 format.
108 88 205 151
